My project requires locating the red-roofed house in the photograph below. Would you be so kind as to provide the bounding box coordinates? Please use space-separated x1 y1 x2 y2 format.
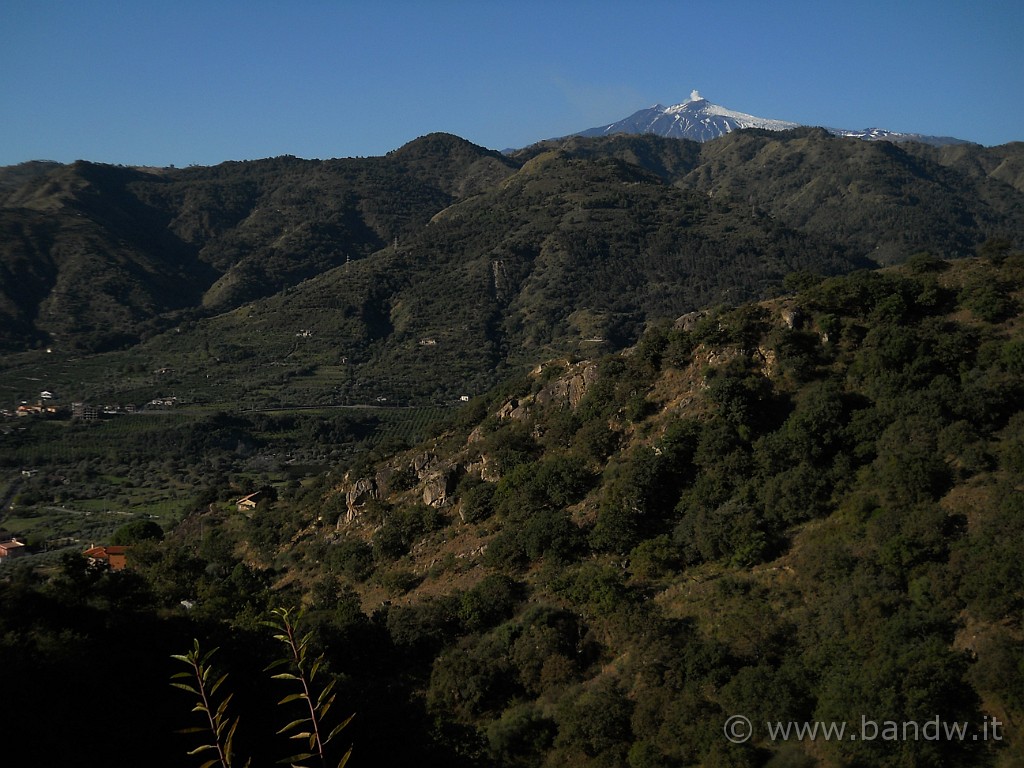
0 539 27 564
83 545 129 571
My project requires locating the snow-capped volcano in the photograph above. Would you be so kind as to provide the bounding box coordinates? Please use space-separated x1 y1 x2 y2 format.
577 90 800 142
575 90 970 146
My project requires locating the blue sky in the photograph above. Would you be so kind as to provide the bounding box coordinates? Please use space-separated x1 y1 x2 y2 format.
2 0 1021 167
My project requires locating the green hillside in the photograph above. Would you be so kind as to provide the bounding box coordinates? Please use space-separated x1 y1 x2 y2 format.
2 254 1024 767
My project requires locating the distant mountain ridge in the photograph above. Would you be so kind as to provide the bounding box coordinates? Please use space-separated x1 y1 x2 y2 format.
576 90 974 147
1 129 1023 406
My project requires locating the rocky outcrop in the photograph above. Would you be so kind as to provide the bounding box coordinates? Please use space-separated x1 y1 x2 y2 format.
780 307 804 329
675 310 710 331
374 467 396 499
497 398 529 421
335 453 466 525
412 451 436 475
422 465 460 507
337 360 601 524
535 362 598 410
755 345 778 378
701 345 745 368
467 454 501 483
340 474 380 524
698 343 778 378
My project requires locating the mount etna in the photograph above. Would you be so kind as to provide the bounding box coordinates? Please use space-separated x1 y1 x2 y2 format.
573 90 974 146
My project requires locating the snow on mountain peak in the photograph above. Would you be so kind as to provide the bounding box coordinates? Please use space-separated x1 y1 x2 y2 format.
572 92 971 146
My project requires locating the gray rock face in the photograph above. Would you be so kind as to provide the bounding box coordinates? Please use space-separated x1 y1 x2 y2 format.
535 363 599 410
342 475 379 523
781 307 804 329
422 465 459 507
675 310 709 331
413 451 435 474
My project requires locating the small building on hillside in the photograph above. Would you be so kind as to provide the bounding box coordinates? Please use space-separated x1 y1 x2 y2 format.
0 539 28 564
83 545 129 571
236 491 262 511
235 486 278 512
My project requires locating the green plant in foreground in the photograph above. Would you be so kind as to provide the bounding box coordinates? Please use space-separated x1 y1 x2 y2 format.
263 606 354 768
171 640 250 768
173 608 353 768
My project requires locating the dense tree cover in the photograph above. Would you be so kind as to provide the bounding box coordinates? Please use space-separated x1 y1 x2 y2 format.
0 136 517 352
3 254 1024 767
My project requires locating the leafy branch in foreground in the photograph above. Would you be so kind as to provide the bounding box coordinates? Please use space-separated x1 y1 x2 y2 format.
264 606 354 768
170 639 250 768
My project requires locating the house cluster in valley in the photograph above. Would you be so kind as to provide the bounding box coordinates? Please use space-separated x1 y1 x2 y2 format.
0 537 128 571
1 390 179 421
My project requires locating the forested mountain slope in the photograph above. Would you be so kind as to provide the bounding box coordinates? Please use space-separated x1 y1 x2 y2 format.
1 130 1022 367
4 254 1024 767
519 129 1024 263
2 131 1022 410
0 135 517 351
